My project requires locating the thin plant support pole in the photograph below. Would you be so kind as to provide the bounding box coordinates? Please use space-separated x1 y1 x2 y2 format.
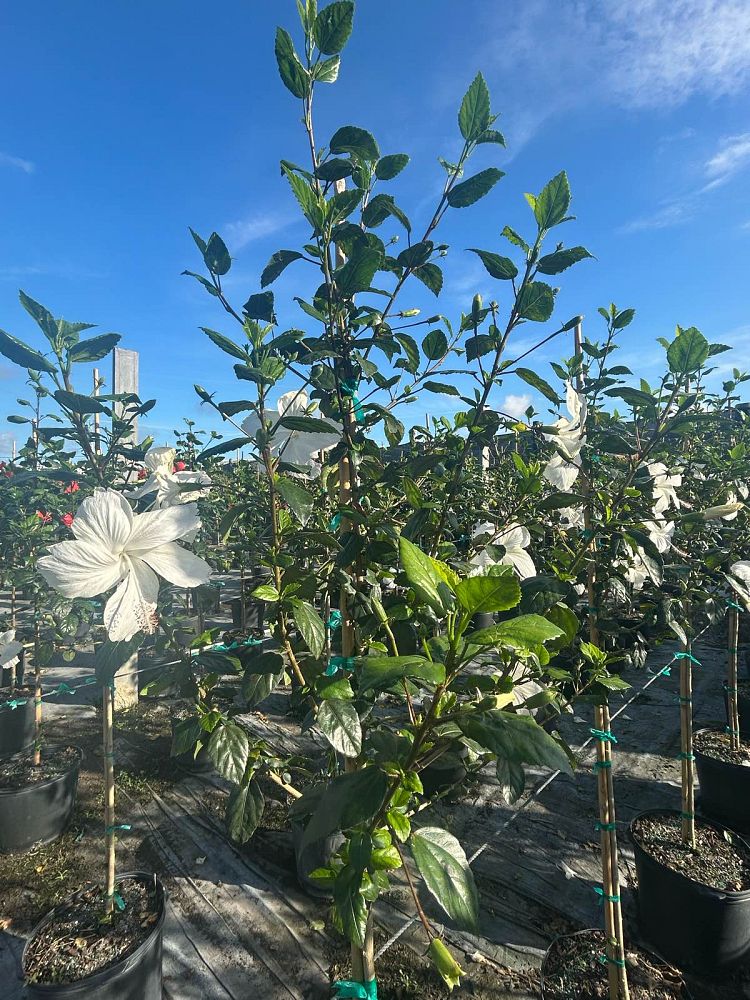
679 608 696 848
728 608 741 754
239 564 246 630
575 321 629 1000
93 368 101 455
33 615 42 767
103 683 117 915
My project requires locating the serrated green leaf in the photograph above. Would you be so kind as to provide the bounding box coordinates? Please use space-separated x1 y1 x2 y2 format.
411 827 479 932
446 168 504 208
458 72 491 142
467 248 518 280
208 721 250 784
226 780 265 844
318 698 362 757
0 329 56 374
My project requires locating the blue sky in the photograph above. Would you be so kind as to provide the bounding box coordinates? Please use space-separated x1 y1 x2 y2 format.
1 0 749 458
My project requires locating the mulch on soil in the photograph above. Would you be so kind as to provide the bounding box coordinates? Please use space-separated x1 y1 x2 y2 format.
631 811 750 892
694 729 750 767
0 745 80 791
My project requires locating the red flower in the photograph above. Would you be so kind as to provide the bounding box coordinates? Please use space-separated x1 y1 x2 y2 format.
173 460 186 472
0 462 11 479
63 480 80 494
36 510 52 524
137 468 148 480
61 513 74 528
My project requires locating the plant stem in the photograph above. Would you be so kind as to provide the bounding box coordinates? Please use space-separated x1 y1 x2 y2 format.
728 609 741 754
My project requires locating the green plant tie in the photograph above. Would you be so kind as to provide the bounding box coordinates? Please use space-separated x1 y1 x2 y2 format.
677 752 695 761
6 698 27 710
727 599 743 611
594 886 620 904
340 380 364 422
105 824 132 835
681 810 694 819
726 726 741 736
34 697 42 705
329 513 342 531
327 610 342 631
590 728 617 744
325 656 355 677
56 682 74 695
676 695 692 704
592 760 611 771
595 822 616 832
85 676 98 685
660 665 672 677
103 752 115 759
598 954 626 969
107 891 126 911
730 646 739 652
674 652 701 667
333 981 377 1000
725 685 738 694
580 529 595 541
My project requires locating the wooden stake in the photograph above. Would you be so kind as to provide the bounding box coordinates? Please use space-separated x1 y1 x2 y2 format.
33 617 42 767
728 608 741 754
103 684 117 915
679 607 695 847
93 368 101 455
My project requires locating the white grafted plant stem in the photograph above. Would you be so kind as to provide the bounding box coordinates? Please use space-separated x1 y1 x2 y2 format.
103 683 117 916
728 608 741 753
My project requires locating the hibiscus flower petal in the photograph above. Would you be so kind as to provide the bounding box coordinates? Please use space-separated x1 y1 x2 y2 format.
71 489 133 548
38 540 123 598
139 542 212 588
126 504 201 552
103 559 159 641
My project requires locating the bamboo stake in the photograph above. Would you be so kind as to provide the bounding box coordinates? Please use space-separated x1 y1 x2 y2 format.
33 616 42 767
93 368 101 456
103 683 117 915
728 608 741 754
679 610 696 848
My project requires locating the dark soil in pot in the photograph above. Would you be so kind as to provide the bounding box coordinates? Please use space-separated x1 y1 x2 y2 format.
695 728 750 832
23 872 165 997
631 809 750 973
0 744 82 854
0 686 35 755
541 929 688 999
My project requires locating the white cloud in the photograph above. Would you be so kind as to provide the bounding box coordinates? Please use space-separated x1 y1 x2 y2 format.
703 133 750 190
0 152 34 174
223 210 297 251
618 201 694 234
501 393 533 419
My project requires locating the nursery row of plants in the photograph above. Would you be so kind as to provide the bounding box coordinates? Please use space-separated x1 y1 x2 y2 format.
2 3 750 998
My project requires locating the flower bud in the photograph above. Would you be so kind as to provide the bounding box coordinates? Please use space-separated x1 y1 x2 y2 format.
702 502 744 520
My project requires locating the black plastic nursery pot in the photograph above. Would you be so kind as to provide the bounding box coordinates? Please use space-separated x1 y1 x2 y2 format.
0 693 35 756
471 612 495 631
630 809 750 974
729 684 750 740
420 744 469 797
695 728 750 833
0 744 82 854
23 872 166 1000
291 818 344 899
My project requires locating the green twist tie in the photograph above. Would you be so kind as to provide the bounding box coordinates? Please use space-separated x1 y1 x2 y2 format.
6 698 28 711
103 751 115 759
598 954 626 969
660 665 672 677
105 824 132 835
678 752 695 761
333 981 377 1000
594 886 620 904
107 891 126 911
580 529 595 541
56 683 74 695
327 610 342 631
34 697 42 705
340 380 364 422
725 685 738 694
674 652 701 667
590 728 617 744
325 655 355 677
727 599 743 611
595 822 617 832
329 513 342 531
676 695 692 704
726 726 741 736
592 760 612 771
681 810 695 819
85 676 98 686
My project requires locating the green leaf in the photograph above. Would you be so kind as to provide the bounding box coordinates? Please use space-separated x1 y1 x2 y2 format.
334 866 368 948
514 368 561 404
68 333 121 363
460 711 573 774
318 698 362 757
536 247 593 274
243 291 275 323
7 415 29 424
446 168 504 208
0 329 56 374
18 291 58 344
423 380 459 396
467 249 518 280
533 171 571 230
375 153 410 180
275 26 309 98
422 329 448 360
314 54 340 83
316 158 352 182
413 262 443 295
53 389 105 414
94 635 144 687
313 0 354 53
470 614 563 648
261 250 304 287
209 721 250 784
604 387 656 409
667 326 709 375
455 574 521 615
496 756 525 804
291 599 326 657
330 125 380 162
182 270 220 297
171 717 202 758
429 939 464 992
411 827 479 932
516 281 555 322
278 414 340 434
361 194 411 232
200 327 247 360
399 536 451 614
458 72 491 142
502 226 530 253
241 671 277 707
226 779 265 844
359 655 445 693
301 766 389 847
204 233 231 275
335 247 382 296
277 476 315 525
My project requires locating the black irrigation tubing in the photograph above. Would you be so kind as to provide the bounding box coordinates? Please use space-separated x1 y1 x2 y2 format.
374 630 715 961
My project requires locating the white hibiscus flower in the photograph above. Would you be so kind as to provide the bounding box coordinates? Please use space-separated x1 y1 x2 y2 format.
728 561 750 609
623 553 649 591
0 629 23 672
38 489 212 642
542 382 587 490
647 462 682 515
241 390 340 471
127 446 211 509
644 519 675 554
469 521 536 579
559 506 585 530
